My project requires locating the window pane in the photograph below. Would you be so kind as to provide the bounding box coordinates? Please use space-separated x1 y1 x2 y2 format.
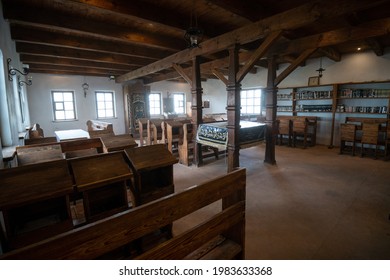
53 92 63 101
55 103 64 110
63 92 73 101
64 102 73 110
95 91 115 119
56 111 65 120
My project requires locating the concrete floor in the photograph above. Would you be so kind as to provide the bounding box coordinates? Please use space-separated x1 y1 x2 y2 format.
172 144 390 260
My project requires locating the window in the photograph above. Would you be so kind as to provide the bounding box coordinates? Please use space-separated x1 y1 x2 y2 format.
149 93 161 115
173 93 185 114
96 91 115 119
241 88 261 114
52 91 76 121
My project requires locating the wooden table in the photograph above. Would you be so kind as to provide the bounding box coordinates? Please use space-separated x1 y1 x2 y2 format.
100 134 138 152
55 129 89 141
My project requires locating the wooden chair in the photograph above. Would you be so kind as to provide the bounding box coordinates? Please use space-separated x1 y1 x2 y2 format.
86 120 114 138
277 118 291 146
292 117 308 148
339 123 357 156
360 122 381 158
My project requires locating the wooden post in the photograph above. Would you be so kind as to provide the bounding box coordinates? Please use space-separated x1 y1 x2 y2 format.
191 56 203 166
226 45 241 173
264 57 277 165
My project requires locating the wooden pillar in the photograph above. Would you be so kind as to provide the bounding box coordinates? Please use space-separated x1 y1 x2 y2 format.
226 45 241 173
191 56 203 166
264 56 277 165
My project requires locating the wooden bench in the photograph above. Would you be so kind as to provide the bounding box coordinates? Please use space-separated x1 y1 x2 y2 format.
147 118 164 145
0 168 246 260
86 120 114 137
25 123 44 139
16 138 105 164
0 159 74 252
24 136 58 146
137 118 149 146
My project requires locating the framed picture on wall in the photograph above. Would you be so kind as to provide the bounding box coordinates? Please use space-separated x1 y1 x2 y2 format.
308 76 320 86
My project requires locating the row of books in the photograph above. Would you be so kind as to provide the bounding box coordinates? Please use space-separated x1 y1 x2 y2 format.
338 88 390 98
336 105 388 114
298 104 333 112
296 90 333 99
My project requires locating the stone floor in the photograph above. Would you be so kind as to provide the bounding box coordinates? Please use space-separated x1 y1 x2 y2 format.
171 144 390 260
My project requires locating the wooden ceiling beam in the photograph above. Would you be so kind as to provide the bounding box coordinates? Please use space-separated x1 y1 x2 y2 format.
20 54 135 72
274 48 318 86
365 38 384 56
118 0 387 82
4 3 184 51
28 63 127 76
10 25 175 60
237 30 283 82
318 47 341 62
206 0 271 21
16 43 156 66
271 17 390 56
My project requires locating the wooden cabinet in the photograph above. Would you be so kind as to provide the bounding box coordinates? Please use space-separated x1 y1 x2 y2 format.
0 160 74 251
124 144 178 206
68 152 132 223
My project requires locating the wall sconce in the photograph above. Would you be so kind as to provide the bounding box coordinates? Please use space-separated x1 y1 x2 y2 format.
18 75 32 87
82 82 89 98
7 58 29 82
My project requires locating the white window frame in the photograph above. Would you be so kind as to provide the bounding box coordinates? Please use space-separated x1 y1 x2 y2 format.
95 91 116 119
149 92 162 116
51 90 77 121
241 88 262 115
173 92 185 114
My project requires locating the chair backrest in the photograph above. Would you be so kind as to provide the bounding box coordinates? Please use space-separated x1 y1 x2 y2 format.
292 117 307 133
278 118 291 134
340 123 356 141
24 136 57 146
361 122 380 144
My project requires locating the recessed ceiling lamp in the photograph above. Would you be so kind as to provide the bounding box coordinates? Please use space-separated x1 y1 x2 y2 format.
184 1 203 48
357 47 362 51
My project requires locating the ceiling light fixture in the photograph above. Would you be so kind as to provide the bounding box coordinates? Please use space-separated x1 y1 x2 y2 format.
184 1 203 48
316 57 325 78
7 58 29 82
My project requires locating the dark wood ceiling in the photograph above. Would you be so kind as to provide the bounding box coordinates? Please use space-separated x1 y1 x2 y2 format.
2 0 390 84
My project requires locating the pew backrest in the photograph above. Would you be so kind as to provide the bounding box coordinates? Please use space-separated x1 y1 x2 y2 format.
0 168 246 260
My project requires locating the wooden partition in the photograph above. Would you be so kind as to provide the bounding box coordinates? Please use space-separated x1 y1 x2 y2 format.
0 168 246 260
0 160 74 251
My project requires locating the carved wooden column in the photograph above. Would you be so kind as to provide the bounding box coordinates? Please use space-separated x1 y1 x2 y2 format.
191 56 203 166
264 56 278 164
226 45 241 173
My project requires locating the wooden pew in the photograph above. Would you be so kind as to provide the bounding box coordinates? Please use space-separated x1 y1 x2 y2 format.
26 123 44 139
60 137 105 158
0 168 246 260
163 119 192 154
16 144 64 166
86 120 114 137
137 118 149 146
67 152 133 223
24 136 58 146
16 138 105 164
0 159 74 251
147 118 164 145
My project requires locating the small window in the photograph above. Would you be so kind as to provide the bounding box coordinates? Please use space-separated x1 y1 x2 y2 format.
173 93 185 114
52 91 76 121
241 89 261 114
95 91 115 119
149 93 161 115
